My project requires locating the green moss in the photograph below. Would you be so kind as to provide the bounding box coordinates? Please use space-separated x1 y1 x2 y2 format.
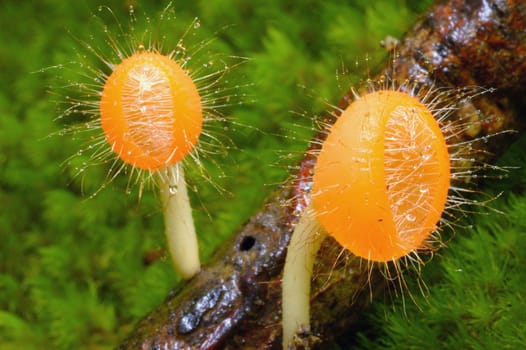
0 0 435 348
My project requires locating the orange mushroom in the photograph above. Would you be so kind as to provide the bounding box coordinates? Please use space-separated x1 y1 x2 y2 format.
100 51 203 279
282 90 451 348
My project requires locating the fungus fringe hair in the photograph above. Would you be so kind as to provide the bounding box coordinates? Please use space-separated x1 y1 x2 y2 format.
54 4 244 279
281 76 507 348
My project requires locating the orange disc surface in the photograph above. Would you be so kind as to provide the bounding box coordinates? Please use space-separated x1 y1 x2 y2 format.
100 52 202 170
312 90 450 262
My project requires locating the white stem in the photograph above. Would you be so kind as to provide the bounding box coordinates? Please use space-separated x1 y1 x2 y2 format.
282 204 325 349
160 163 201 279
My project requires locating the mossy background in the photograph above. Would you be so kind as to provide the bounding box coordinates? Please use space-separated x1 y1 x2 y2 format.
0 0 523 349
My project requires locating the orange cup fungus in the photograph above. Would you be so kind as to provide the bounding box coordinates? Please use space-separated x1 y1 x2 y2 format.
98 51 204 279
312 90 450 261
100 51 203 171
282 89 452 348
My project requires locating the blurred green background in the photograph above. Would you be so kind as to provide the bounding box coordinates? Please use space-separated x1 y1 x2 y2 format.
1 0 524 349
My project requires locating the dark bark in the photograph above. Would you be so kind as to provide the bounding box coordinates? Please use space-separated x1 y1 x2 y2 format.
118 0 526 349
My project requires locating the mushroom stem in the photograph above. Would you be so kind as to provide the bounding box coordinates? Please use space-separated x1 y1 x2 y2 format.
282 204 326 349
160 163 201 279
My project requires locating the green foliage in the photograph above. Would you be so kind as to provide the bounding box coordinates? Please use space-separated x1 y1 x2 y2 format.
356 136 526 349
0 0 444 348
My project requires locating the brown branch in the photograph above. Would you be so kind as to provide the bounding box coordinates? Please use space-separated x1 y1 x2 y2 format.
118 0 526 349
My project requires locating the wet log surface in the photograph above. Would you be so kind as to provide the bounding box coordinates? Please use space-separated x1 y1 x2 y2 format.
118 0 526 349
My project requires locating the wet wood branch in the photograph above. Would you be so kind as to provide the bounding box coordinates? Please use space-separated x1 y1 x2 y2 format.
119 0 526 349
